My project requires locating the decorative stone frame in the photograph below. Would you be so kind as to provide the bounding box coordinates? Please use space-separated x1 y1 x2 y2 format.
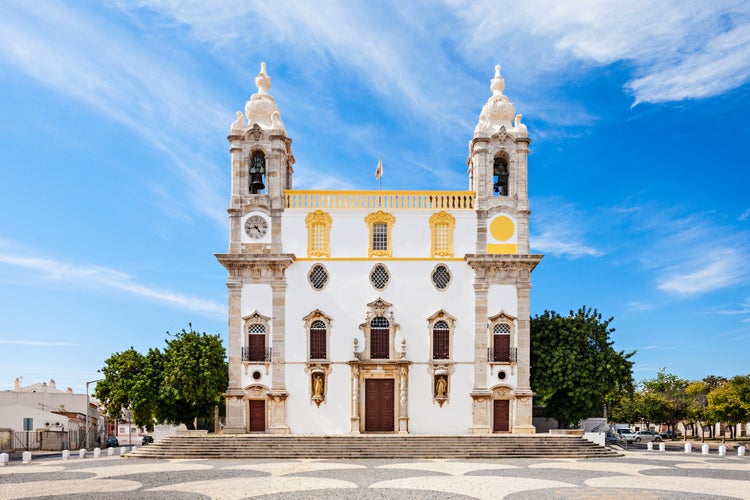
305 210 332 257
369 263 391 290
491 384 515 433
431 364 455 407
302 309 333 362
426 309 456 362
488 310 516 365
243 384 269 433
365 210 396 258
243 311 272 374
358 298 400 360
428 211 456 257
304 364 331 407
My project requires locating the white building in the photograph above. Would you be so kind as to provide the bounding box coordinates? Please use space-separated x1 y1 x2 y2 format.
217 64 542 434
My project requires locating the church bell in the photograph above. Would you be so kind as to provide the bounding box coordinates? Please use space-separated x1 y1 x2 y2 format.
250 173 265 191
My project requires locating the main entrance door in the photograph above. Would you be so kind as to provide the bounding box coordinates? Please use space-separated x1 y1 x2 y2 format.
365 379 394 432
248 400 265 432
493 399 510 432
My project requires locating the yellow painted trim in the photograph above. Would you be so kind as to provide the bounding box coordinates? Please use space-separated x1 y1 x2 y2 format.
285 190 475 210
364 210 396 258
487 243 518 254
428 211 456 258
296 257 466 262
305 210 332 257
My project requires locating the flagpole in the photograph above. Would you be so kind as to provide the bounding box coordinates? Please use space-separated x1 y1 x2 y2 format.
379 154 382 190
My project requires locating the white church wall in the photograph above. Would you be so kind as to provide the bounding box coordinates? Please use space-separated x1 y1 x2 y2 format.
286 363 352 434
408 364 474 433
487 285 518 319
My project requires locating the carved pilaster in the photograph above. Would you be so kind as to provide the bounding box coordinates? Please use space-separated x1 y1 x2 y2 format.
469 390 492 434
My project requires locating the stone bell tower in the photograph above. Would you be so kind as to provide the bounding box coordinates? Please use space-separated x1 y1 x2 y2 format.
219 63 295 434
466 66 541 434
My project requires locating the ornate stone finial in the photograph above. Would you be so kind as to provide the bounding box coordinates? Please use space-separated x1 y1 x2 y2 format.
491 65 505 96
230 110 245 131
474 64 515 137
255 62 271 95
244 62 285 132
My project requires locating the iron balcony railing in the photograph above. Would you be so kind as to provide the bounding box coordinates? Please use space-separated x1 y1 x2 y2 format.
487 347 517 363
241 346 272 363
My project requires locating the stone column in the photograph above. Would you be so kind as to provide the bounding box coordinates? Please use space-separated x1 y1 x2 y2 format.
470 279 492 433
224 278 246 434
398 364 409 434
512 277 535 434
350 363 360 433
267 278 289 434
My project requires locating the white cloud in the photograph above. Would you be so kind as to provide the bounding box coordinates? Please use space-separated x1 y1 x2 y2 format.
530 197 603 258
657 249 747 294
739 209 750 221
451 0 750 104
0 1 228 225
0 252 225 316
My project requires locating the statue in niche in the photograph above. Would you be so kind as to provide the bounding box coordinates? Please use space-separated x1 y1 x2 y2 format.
312 372 325 407
435 375 447 399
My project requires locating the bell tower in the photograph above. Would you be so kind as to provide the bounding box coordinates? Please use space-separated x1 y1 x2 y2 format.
219 63 295 434
466 66 541 434
468 65 530 255
226 62 294 255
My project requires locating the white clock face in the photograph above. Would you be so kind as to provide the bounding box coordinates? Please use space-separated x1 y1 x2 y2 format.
244 215 268 239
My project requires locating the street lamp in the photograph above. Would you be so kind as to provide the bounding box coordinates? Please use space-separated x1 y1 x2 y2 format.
85 378 103 449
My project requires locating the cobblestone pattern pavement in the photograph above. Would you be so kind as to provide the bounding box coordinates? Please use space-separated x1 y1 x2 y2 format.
0 450 748 499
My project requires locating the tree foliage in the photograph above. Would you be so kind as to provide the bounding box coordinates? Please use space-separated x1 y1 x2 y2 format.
157 326 228 429
95 325 227 431
531 306 635 427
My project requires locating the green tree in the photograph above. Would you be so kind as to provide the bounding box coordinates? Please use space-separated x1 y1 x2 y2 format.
531 306 635 427
640 369 688 436
94 347 162 431
707 380 750 440
156 325 228 430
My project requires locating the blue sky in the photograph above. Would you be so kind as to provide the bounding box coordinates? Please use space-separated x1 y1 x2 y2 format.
1 1 749 393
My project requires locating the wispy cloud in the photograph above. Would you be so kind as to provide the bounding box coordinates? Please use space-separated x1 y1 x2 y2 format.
0 251 225 316
0 1 228 225
530 197 603 258
739 209 750 221
452 0 750 105
615 203 750 296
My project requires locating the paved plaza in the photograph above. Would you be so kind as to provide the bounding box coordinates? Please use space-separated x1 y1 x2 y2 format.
1 450 748 499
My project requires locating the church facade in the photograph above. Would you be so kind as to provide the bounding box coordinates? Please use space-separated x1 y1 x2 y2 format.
217 64 542 435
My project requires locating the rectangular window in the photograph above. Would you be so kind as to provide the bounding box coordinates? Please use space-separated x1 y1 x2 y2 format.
370 328 389 359
433 330 449 359
373 223 387 251
310 327 326 359
434 223 449 253
311 223 325 253
493 335 510 362
247 334 266 362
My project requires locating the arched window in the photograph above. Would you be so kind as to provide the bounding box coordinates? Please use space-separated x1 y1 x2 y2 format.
370 316 390 359
493 155 509 196
433 320 450 359
249 151 266 194
310 320 327 360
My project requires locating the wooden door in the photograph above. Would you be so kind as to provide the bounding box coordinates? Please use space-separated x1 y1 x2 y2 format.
365 379 394 432
248 400 265 432
493 400 510 432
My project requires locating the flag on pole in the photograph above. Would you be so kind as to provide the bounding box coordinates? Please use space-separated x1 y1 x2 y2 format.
374 155 383 180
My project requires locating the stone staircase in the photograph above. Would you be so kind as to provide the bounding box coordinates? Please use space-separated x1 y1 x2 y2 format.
129 434 619 459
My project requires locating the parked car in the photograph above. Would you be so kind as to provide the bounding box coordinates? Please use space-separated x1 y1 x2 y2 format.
617 429 634 438
105 437 119 448
605 431 623 445
142 435 154 445
632 430 662 443
660 430 676 439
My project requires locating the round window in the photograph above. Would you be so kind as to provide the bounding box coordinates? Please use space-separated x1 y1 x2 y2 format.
308 264 329 290
498 371 507 380
431 265 451 290
370 264 390 290
252 371 262 380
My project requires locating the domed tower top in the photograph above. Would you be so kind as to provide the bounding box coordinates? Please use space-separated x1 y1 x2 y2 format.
230 62 286 133
474 65 526 139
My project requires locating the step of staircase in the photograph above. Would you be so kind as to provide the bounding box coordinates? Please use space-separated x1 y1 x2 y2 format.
129 434 620 459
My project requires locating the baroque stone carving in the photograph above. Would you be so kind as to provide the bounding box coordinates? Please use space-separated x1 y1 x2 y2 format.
243 62 286 132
